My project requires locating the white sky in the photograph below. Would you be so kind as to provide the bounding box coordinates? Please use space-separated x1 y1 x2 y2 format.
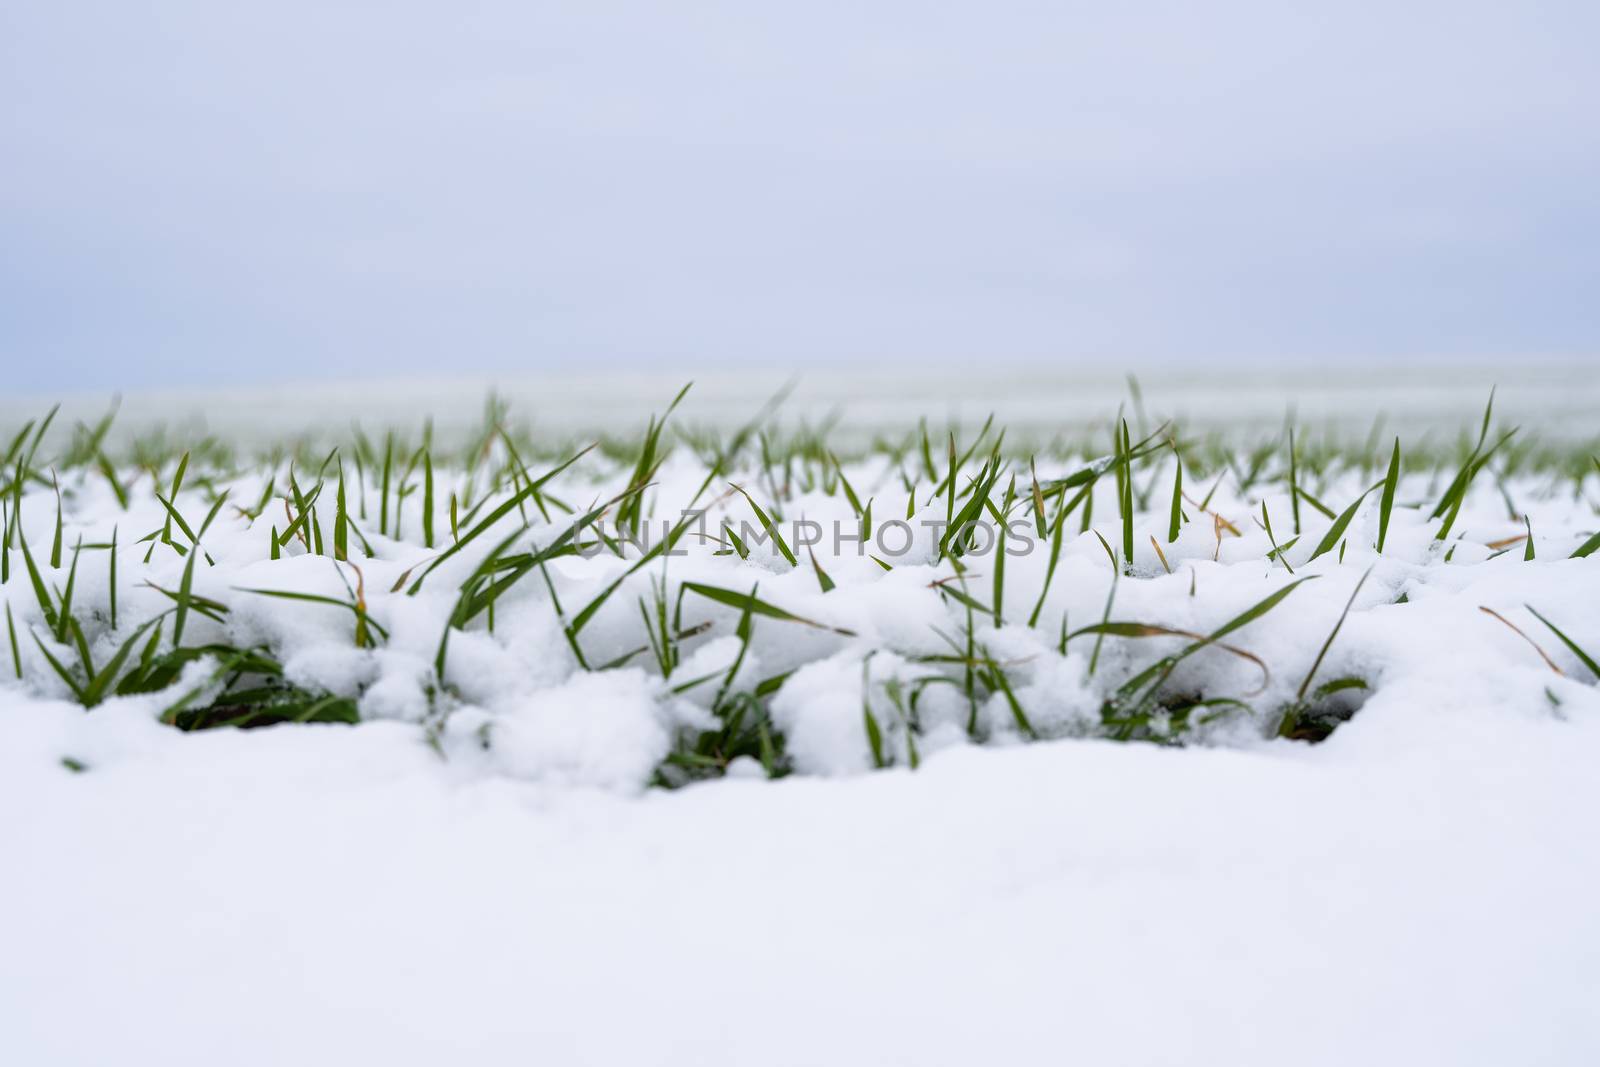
3 1 1597 392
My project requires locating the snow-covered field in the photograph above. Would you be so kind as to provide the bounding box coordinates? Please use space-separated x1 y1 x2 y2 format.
3 380 1599 1065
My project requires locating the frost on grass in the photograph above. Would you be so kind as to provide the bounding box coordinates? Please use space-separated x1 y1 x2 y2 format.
1 390 1598 789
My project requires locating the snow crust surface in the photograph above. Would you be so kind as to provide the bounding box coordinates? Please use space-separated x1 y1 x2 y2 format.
4 699 1598 1065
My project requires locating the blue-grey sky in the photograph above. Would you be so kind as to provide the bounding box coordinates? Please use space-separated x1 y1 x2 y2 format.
3 1 1597 393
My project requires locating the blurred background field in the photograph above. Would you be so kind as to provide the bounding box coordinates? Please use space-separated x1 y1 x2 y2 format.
6 363 1596 450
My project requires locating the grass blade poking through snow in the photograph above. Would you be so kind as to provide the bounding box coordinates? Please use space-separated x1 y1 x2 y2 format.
5 602 19 679
406 443 593 593
80 618 163 707
16 505 60 635
862 655 886 769
1377 438 1400 554
727 483 797 567
1257 502 1295 574
617 383 691 541
1091 575 1317 728
1288 426 1301 535
170 492 230 649
1167 446 1183 544
422 448 435 549
1524 605 1600 682
1294 566 1374 703
564 506 703 653
1431 393 1515 542
108 526 118 630
1117 419 1134 573
1308 484 1378 564
991 474 1016 624
1027 481 1090 629
682 582 856 636
49 473 64 568
434 523 527 683
1029 458 1048 540
808 546 835 593
982 646 1036 740
334 461 350 561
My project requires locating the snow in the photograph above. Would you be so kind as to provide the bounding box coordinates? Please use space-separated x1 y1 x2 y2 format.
3 697 1599 1065
488 669 680 792
3 393 1600 1063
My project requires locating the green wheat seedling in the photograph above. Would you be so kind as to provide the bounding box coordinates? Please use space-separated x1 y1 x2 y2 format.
0 383 1594 784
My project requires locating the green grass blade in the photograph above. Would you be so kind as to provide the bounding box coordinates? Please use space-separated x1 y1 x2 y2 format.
1377 437 1400 554
1209 575 1317 644
53 536 83 643
728 483 797 567
1167 448 1183 543
82 618 162 707
1571 529 1600 559
1296 566 1373 700
1287 425 1301 535
1118 420 1134 572
17 519 59 634
808 546 836 593
50 473 63 568
682 582 855 635
5 602 19 679
861 657 886 768
1308 485 1378 563
1525 605 1600 681
407 444 594 593
108 525 118 629
422 448 435 549
31 630 85 701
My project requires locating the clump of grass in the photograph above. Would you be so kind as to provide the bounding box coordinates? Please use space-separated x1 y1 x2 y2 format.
0 385 1591 777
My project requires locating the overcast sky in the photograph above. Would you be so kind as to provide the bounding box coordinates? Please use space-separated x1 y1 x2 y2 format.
3 1 1597 393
